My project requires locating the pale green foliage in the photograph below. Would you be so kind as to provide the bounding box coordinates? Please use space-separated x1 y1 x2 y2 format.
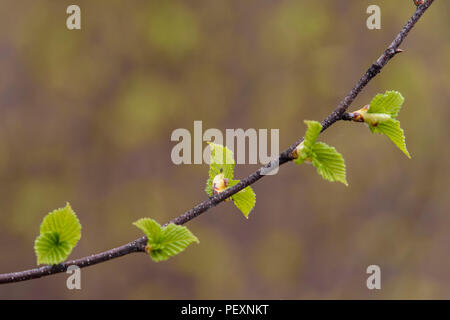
133 218 199 262
205 142 235 196
311 142 348 186
35 232 72 265
369 119 410 158
294 121 348 185
205 143 256 218
34 203 82 265
366 91 410 158
228 180 256 219
369 90 404 117
303 120 322 148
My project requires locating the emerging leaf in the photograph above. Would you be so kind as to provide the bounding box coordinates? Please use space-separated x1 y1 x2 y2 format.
230 181 256 219
133 218 199 262
34 203 82 265
204 143 257 217
368 91 404 118
133 217 162 243
352 91 410 158
208 142 235 178
294 121 348 185
39 203 81 247
370 118 411 158
293 141 308 165
34 232 72 265
303 120 322 149
205 143 235 196
362 112 392 127
311 142 348 186
293 120 323 164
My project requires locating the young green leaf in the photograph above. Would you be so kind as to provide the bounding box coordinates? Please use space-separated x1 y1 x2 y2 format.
293 120 348 185
294 120 323 165
303 120 322 149
34 203 82 265
230 181 256 219
39 203 82 247
369 118 411 158
133 218 199 262
352 91 410 158
35 232 72 265
208 142 235 178
368 90 404 118
133 217 162 243
293 141 308 165
205 143 235 196
204 143 257 217
311 142 348 186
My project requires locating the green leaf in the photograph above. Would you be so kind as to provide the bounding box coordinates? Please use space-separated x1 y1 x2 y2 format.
357 91 410 158
294 121 348 185
303 120 322 149
230 181 256 219
311 142 348 186
133 218 199 262
39 203 81 247
133 217 162 243
204 143 257 217
205 143 235 196
369 90 404 118
370 118 411 158
208 142 235 177
294 120 322 165
34 232 73 265
293 142 308 165
34 203 82 265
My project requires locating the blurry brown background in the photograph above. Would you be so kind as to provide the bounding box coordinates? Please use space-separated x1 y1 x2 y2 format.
0 0 449 299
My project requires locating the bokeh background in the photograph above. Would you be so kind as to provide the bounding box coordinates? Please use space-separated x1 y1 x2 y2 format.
0 0 449 299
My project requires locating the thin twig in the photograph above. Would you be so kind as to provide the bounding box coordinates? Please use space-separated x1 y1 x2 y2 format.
0 0 435 285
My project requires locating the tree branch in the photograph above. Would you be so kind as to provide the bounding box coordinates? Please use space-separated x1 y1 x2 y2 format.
0 0 435 285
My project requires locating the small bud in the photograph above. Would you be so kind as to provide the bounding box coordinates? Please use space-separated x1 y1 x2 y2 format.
212 173 228 195
350 105 392 126
292 142 304 159
363 113 392 127
293 142 313 163
351 105 369 122
413 0 425 6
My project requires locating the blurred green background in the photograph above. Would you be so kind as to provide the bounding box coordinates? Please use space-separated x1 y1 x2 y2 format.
0 0 449 299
